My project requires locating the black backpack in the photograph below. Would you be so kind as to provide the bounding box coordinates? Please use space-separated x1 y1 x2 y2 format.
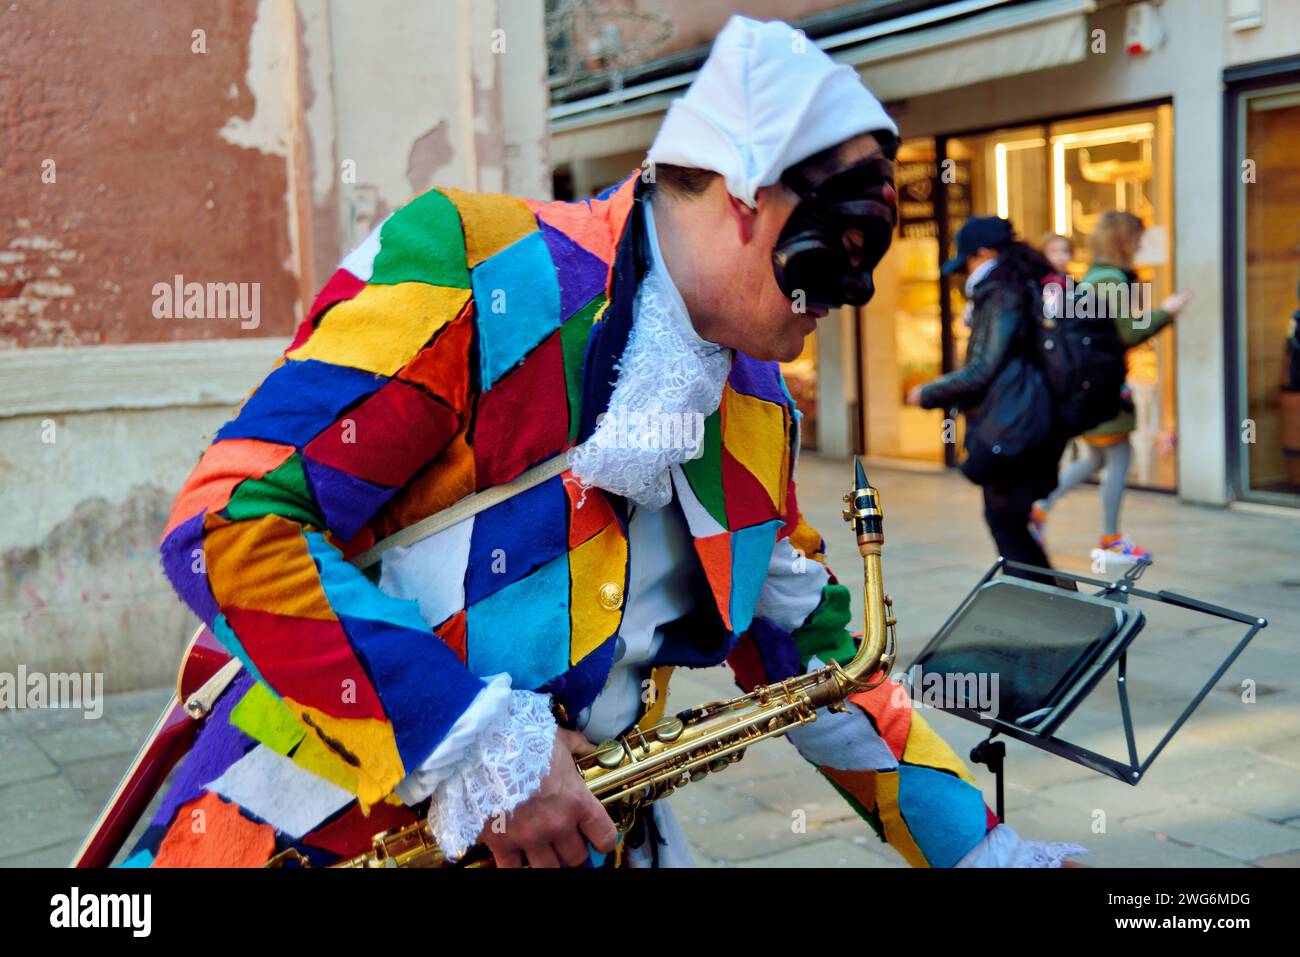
1031 267 1129 437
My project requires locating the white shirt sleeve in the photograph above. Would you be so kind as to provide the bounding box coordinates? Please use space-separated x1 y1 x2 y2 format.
392 676 558 861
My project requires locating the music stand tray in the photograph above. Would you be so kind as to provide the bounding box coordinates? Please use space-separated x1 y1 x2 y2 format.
905 558 1268 804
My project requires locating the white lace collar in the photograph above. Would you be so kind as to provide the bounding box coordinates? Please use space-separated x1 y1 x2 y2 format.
568 199 733 509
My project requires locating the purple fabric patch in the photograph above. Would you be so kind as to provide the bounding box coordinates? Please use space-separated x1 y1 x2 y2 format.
539 221 609 320
151 670 258 829
159 510 220 625
301 456 400 542
748 616 802 683
728 353 787 406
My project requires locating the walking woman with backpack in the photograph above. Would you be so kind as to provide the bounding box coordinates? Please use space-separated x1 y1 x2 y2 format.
906 216 1066 581
1029 211 1193 562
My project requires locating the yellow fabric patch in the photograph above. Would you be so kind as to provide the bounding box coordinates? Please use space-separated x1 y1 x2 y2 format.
723 389 786 509
635 666 674 732
788 514 825 564
288 716 359 796
568 520 627 665
875 770 929 868
440 187 539 267
288 698 404 809
285 282 470 377
900 708 978 787
229 681 306 756
205 514 336 622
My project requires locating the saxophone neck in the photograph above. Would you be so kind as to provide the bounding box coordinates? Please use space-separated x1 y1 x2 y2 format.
840 458 894 686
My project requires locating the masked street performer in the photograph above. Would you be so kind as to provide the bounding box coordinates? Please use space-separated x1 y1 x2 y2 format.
132 16 1086 869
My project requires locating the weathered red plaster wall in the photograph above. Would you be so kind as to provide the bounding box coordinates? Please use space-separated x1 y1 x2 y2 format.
0 0 298 347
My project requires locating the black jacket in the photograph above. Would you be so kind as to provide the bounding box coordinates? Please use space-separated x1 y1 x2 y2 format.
919 271 1037 412
921 268 1058 486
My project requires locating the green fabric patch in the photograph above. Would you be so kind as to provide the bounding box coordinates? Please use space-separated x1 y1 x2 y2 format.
793 583 855 670
561 294 604 443
680 408 726 529
223 453 324 528
370 188 471 289
230 681 306 756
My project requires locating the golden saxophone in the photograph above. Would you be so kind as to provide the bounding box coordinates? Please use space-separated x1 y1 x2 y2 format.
273 458 897 868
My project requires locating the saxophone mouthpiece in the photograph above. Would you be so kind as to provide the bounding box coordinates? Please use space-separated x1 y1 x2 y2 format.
843 456 883 548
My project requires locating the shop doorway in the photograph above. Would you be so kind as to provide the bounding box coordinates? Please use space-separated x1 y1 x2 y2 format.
1227 70 1300 505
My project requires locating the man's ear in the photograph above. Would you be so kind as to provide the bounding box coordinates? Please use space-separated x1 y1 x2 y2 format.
725 190 760 245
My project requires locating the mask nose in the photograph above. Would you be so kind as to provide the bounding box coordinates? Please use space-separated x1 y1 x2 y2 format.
842 228 866 268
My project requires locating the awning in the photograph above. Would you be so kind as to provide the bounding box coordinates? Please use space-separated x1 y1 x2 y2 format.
550 0 1097 166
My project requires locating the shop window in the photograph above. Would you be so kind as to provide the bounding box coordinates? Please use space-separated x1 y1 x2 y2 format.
1234 82 1300 502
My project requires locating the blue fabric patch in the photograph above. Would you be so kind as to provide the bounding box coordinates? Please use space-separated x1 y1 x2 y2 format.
896 764 990 868
472 232 563 390
118 849 154 868
337 612 485 773
748 616 802 682
301 458 399 543
304 532 429 633
466 553 570 690
543 632 617 718
730 520 780 634
216 359 387 448
464 475 567 605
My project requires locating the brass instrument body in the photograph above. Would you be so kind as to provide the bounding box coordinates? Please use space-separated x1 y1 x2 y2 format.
271 460 896 869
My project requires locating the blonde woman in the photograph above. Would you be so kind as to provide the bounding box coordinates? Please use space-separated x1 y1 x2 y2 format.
1030 212 1192 560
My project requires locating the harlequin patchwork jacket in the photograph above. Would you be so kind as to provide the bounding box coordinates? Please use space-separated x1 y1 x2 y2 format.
135 173 1005 869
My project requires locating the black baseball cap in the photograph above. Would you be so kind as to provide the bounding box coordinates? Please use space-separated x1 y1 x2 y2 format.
941 216 1014 275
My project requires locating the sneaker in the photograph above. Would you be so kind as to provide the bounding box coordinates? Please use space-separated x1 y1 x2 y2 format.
1098 533 1152 561
1028 504 1048 546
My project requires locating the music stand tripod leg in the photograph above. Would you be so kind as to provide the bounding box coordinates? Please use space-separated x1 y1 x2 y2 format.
970 736 1006 822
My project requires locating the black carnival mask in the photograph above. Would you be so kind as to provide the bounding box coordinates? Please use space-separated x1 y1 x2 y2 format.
771 154 898 308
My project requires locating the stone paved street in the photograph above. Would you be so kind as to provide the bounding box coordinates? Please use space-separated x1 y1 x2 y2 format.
3 453 1297 868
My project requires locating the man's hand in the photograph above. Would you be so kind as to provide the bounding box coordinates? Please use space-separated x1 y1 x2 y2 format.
478 728 618 868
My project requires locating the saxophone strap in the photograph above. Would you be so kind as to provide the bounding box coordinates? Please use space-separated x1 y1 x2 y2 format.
184 450 575 718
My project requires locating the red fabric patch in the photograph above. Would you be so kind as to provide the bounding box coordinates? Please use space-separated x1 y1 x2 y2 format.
224 606 387 722
985 803 1000 831
694 533 732 632
471 330 568 489
563 472 614 548
822 768 880 813
435 609 468 665
396 304 474 415
847 682 912 761
721 446 780 529
305 378 460 488
726 634 766 693
152 791 277 868
301 799 419 858
290 269 367 352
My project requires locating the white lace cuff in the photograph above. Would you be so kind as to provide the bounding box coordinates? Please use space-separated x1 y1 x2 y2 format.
955 822 1089 868
425 689 558 860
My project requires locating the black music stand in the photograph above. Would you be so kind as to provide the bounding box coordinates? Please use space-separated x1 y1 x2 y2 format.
904 557 1269 820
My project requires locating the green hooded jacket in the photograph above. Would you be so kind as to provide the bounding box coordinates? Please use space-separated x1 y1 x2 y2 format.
1078 263 1174 438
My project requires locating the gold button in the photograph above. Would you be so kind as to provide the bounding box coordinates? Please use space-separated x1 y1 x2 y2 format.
598 581 623 611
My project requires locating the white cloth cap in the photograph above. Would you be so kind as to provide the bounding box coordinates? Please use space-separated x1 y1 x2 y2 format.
646 14 897 207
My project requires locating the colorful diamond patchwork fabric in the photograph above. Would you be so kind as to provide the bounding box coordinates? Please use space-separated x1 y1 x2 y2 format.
144 172 997 868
